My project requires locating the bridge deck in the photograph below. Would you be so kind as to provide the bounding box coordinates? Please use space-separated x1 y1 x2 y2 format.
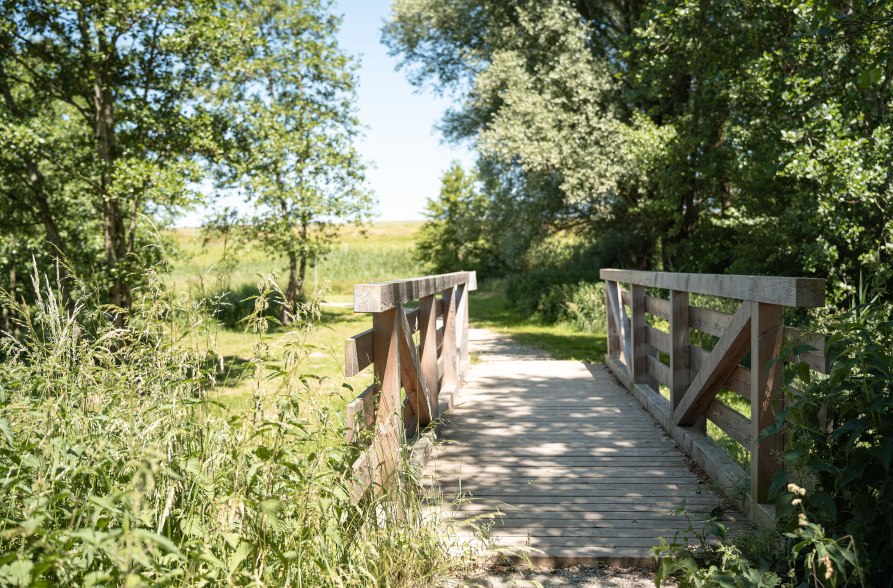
423 329 751 567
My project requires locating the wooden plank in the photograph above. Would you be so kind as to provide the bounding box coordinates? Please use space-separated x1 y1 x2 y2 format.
345 384 375 443
456 283 469 382
441 286 457 389
674 302 752 426
689 305 732 338
599 269 825 307
644 295 669 319
619 287 631 308
689 343 750 400
354 271 477 312
605 281 621 359
705 399 750 446
405 307 419 334
646 355 671 388
784 327 828 374
630 285 647 385
397 306 433 426
751 302 784 503
418 294 439 417
372 308 401 486
344 328 373 377
646 325 670 354
669 290 690 410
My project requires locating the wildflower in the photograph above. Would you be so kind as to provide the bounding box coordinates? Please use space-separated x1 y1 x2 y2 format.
798 513 809 527
822 555 833 579
792 498 802 506
787 483 806 496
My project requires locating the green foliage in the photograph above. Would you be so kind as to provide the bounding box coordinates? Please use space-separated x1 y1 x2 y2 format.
0 0 215 309
415 161 504 279
384 0 893 304
206 0 373 316
774 301 893 583
0 268 474 586
504 270 605 333
653 491 861 587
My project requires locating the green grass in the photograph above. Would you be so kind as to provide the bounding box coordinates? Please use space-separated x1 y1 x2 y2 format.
470 286 607 362
165 222 424 405
167 221 425 298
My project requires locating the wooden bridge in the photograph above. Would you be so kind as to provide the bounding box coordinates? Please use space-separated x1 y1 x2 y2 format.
342 270 827 566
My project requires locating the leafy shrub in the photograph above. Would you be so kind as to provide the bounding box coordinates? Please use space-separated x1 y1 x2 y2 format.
0 270 473 586
504 269 605 332
774 301 893 583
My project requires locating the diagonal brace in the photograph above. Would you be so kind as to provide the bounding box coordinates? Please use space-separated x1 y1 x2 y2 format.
674 302 752 426
397 307 433 426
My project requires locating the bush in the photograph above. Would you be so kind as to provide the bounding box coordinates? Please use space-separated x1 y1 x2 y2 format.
505 269 605 332
0 270 473 586
774 301 893 583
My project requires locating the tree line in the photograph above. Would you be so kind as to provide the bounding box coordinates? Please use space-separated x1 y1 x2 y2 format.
389 0 893 305
0 0 371 327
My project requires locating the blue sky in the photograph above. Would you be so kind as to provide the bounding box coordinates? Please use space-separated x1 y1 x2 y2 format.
337 0 473 220
179 0 472 226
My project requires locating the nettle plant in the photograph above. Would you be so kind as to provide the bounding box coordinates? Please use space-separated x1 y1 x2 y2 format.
0 269 471 586
774 301 893 584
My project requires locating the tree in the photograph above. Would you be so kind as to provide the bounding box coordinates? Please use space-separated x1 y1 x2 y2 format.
0 0 215 313
384 0 893 303
211 0 373 321
416 161 502 278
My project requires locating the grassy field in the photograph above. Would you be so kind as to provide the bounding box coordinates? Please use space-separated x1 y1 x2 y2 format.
165 221 610 413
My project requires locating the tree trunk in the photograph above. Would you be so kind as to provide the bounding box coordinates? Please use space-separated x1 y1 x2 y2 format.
93 36 131 317
282 216 310 325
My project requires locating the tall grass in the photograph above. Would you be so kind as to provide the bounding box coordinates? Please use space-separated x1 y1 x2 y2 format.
0 267 474 586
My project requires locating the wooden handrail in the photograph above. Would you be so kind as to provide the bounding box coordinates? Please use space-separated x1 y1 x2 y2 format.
600 268 827 526
344 271 477 502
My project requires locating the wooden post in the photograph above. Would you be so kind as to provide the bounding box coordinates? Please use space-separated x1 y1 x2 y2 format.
631 285 647 385
605 281 621 361
457 282 469 382
418 294 439 417
372 307 401 486
751 302 785 503
669 290 690 411
441 286 457 389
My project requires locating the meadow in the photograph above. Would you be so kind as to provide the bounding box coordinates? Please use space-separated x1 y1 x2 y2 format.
165 221 609 412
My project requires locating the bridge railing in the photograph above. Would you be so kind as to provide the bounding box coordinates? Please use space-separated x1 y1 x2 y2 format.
343 271 477 502
600 269 826 525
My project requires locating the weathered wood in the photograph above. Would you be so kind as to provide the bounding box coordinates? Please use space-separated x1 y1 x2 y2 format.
354 271 477 312
344 328 373 377
372 308 401 486
441 286 458 389
645 295 670 319
426 358 747 565
620 287 631 308
345 384 375 443
606 281 621 359
784 327 828 374
631 285 647 385
397 306 433 426
689 343 751 400
600 269 825 307
646 325 670 355
751 302 785 503
669 291 690 409
689 305 733 338
418 294 439 417
674 302 752 426
646 355 671 388
457 282 470 380
705 399 750 446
